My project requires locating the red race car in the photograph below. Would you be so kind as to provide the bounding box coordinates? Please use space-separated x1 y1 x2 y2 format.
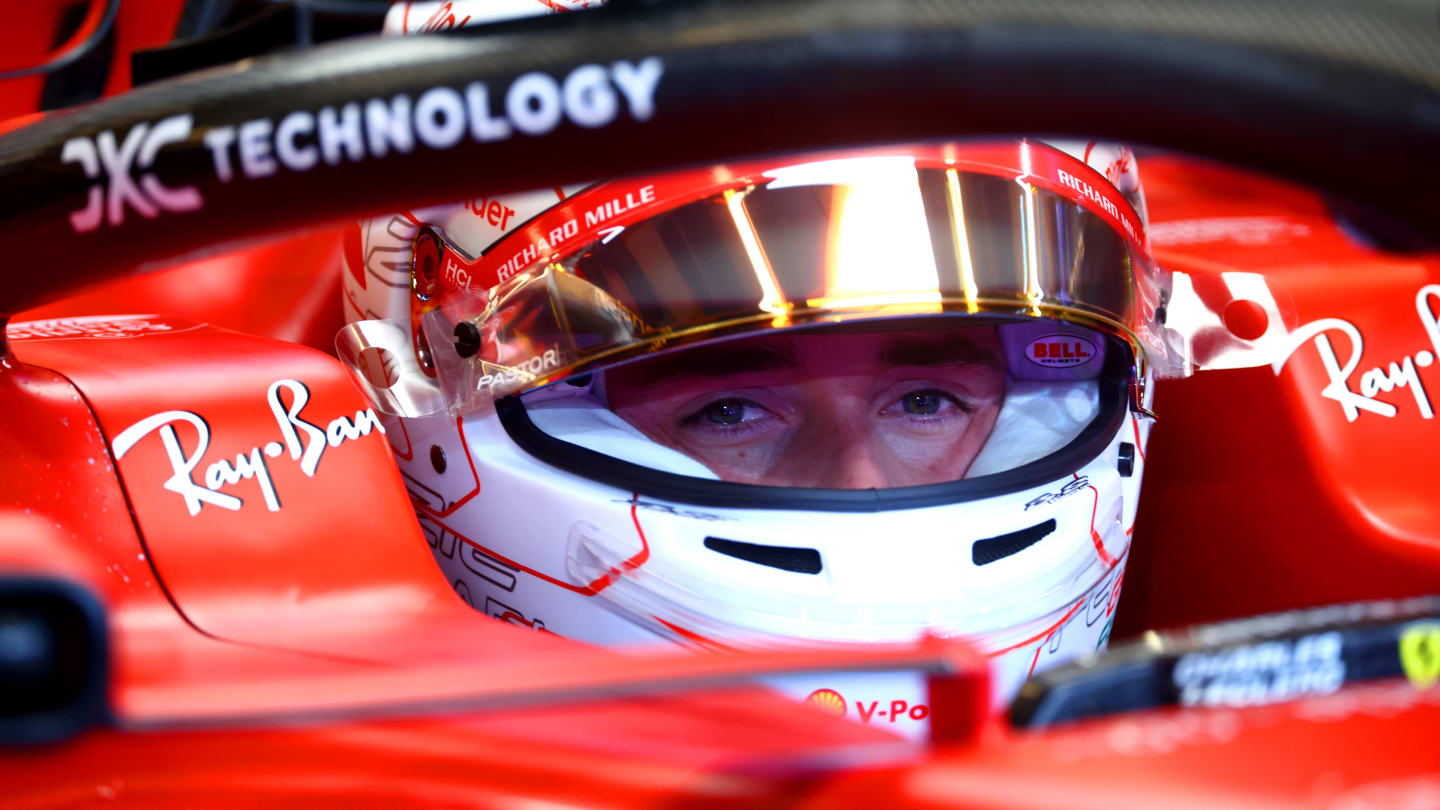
2 1 1438 807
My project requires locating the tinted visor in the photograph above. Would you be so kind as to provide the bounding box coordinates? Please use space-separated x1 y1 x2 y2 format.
419 156 1158 414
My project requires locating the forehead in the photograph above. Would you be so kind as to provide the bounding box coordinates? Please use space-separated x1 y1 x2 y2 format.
608 326 1003 389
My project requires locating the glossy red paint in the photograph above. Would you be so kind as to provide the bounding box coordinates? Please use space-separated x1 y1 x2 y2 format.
0 1 186 119
4 149 1438 806
0 350 427 726
17 229 347 355
9 316 472 663
1117 156 1440 635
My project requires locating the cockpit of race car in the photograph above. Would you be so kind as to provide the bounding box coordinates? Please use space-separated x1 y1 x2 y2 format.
1 1 1437 806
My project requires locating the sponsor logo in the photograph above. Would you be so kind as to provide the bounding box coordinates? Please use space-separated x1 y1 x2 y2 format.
203 59 663 184
63 59 664 233
1025 334 1096 368
61 114 203 233
110 379 384 516
1172 631 1346 708
804 688 847 717
1274 284 1439 422
616 500 736 522
492 184 656 282
803 688 931 724
1023 476 1091 510
1056 167 1140 243
418 1 471 31
1150 216 1312 247
476 349 560 393
6 316 194 341
1399 623 1440 689
467 196 517 230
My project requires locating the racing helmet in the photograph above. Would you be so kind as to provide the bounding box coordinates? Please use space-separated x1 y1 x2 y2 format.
337 138 1169 730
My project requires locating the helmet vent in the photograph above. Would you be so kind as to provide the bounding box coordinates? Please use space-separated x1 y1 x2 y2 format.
972 520 1057 566
703 537 822 575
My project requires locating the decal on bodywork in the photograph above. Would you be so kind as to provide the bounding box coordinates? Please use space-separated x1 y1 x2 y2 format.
110 378 385 515
7 315 201 341
1399 623 1440 689
1274 284 1440 421
1172 631 1346 708
62 114 204 233
62 59 664 233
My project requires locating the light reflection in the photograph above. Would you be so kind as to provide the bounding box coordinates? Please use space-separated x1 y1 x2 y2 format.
723 188 790 324
807 167 941 311
1020 182 1045 317
944 169 980 314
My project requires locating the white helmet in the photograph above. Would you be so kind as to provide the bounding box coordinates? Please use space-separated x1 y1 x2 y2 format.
338 135 1170 737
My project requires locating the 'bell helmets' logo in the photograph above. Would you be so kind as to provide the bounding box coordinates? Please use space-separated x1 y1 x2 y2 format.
1026 334 1097 368
61 113 203 233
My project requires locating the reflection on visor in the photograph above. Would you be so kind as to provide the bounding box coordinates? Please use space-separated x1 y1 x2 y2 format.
421 163 1158 417
517 322 1113 490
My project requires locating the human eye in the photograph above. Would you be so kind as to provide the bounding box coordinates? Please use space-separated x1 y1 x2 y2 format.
681 397 772 435
886 388 969 418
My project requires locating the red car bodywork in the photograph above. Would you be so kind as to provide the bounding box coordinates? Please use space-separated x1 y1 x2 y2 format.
3 145 1438 807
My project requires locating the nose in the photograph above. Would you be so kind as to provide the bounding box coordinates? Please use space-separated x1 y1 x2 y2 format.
813 437 891 490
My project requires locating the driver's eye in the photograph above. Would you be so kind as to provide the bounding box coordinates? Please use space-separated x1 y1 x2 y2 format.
901 390 946 415
703 399 748 425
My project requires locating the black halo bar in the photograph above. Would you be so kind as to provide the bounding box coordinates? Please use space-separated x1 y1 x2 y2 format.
0 0 1437 318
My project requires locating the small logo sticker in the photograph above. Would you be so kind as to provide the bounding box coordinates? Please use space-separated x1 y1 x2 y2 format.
1399 623 1440 689
804 688 847 718
1026 334 1097 368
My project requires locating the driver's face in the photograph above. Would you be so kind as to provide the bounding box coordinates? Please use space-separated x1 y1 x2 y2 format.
607 328 1006 488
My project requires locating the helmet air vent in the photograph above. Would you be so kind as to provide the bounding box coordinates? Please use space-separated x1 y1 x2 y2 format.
972 520 1057 566
703 537 822 575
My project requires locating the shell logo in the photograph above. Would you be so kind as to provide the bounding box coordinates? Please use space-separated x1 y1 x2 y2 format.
804 688 847 717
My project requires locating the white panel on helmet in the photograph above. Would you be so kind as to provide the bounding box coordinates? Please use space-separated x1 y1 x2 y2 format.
384 0 605 35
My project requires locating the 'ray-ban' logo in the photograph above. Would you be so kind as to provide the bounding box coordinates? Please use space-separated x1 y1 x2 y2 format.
61 114 203 232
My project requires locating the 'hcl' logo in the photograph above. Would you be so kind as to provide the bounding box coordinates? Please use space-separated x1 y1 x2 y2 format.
61 114 203 233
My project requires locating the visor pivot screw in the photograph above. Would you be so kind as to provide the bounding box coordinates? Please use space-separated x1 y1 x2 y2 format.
430 445 447 474
1117 442 1136 478
453 322 481 358
412 230 443 302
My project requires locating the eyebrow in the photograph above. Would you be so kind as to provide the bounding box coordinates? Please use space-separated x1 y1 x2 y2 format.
878 333 1000 368
617 338 800 387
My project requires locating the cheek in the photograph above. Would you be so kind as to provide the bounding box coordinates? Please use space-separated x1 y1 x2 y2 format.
878 418 970 470
609 399 682 448
880 404 1001 475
